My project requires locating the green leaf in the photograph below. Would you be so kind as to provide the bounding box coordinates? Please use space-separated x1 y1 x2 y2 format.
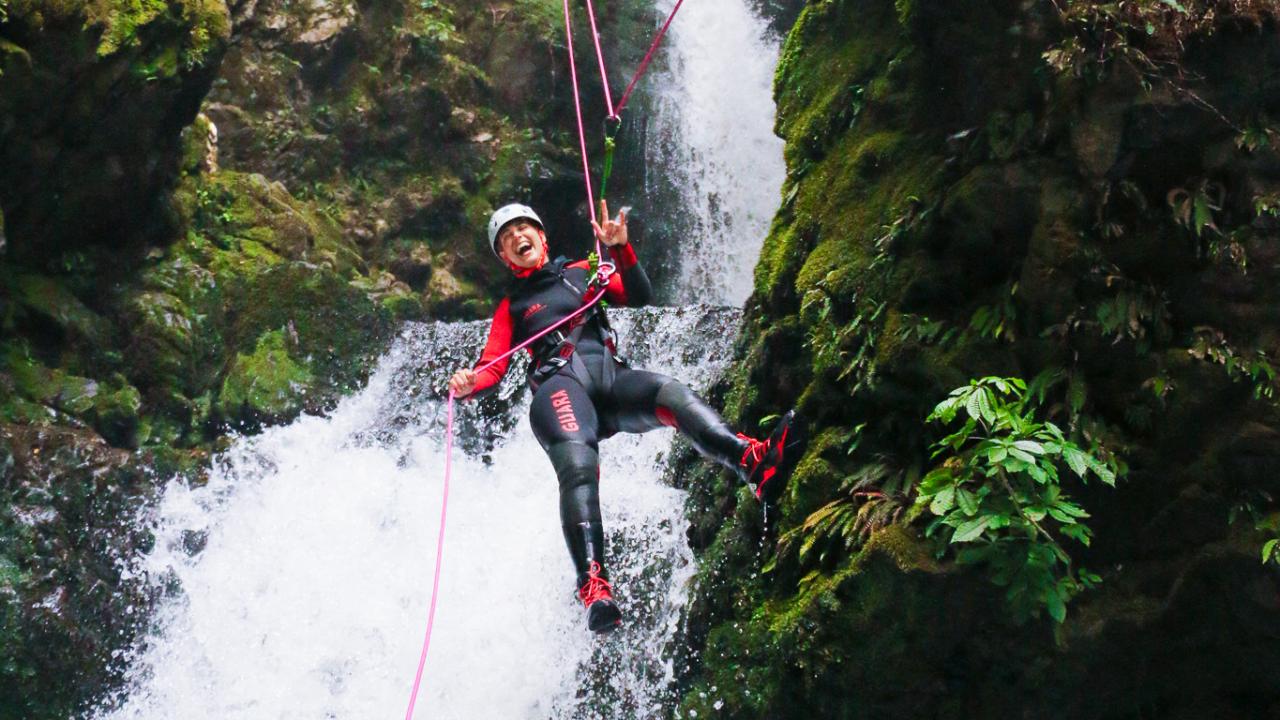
965 389 983 421
957 488 980 516
952 515 992 543
1048 507 1078 524
1046 589 1067 623
1009 447 1038 464
799 528 822 559
1160 0 1187 12
1061 524 1092 546
1026 463 1049 485
988 446 1008 463
1013 440 1045 455
1264 538 1279 564
918 467 952 494
930 486 956 515
1089 458 1117 486
1054 501 1090 518
1063 447 1089 477
977 388 996 425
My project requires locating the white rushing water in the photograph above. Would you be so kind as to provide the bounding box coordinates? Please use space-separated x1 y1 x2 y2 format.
95 0 785 717
645 0 787 304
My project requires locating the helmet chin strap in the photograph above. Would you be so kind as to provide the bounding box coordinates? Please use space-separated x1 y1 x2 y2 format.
507 237 550 278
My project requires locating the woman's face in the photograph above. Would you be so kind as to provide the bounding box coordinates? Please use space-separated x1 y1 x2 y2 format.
498 220 548 269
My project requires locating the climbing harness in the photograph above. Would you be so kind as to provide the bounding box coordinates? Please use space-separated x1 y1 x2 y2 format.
403 0 684 712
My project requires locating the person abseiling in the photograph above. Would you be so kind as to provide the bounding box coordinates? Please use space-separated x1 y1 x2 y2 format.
449 200 801 634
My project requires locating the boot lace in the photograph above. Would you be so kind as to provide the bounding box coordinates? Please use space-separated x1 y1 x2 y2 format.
578 561 614 608
737 433 768 470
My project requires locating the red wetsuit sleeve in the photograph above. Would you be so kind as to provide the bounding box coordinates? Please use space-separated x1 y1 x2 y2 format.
610 242 638 270
608 243 652 306
470 298 514 397
604 265 629 305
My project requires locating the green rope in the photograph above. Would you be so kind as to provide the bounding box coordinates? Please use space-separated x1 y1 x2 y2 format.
598 117 622 203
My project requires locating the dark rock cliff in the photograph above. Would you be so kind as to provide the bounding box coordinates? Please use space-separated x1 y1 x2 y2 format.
677 1 1280 717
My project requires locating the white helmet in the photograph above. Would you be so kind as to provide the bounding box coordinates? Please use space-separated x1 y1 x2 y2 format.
487 203 544 258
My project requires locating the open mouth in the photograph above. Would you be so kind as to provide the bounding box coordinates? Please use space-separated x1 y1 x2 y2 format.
516 239 535 256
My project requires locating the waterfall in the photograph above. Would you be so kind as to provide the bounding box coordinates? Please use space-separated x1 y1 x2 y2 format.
644 0 786 305
92 1 784 717
94 308 739 719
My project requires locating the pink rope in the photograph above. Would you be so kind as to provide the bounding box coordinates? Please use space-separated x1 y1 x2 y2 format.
582 0 616 118
402 270 614 719
403 389 454 720
563 0 599 232
615 0 684 115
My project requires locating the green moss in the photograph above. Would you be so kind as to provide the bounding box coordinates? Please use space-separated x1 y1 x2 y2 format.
782 428 850 517
87 0 229 66
774 0 903 162
8 273 108 342
218 329 313 422
1 344 142 445
680 523 954 720
194 172 363 275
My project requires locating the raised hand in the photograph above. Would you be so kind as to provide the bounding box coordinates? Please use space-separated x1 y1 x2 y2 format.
591 199 629 247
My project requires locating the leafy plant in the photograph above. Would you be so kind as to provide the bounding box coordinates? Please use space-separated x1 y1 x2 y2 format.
897 313 958 347
916 377 1122 623
1263 539 1280 565
194 184 235 228
802 286 885 391
1188 326 1279 399
772 458 913 571
1254 192 1280 219
870 196 929 270
402 0 458 46
1167 178 1224 238
1236 115 1279 153
969 283 1019 342
1229 492 1280 567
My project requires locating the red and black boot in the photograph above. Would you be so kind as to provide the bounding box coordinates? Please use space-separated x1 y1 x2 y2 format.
577 561 622 634
737 410 803 504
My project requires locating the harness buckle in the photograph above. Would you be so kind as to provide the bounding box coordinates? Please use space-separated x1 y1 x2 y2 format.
588 261 617 292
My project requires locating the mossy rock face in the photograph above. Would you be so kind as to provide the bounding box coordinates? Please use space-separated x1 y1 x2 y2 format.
682 0 1280 716
170 256 395 432
0 344 143 447
218 328 314 424
0 0 230 264
196 0 652 315
0 423 161 720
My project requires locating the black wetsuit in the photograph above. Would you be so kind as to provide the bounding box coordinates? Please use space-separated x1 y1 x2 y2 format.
469 244 747 583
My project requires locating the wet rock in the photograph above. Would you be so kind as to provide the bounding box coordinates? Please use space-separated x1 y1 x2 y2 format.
682 0 1280 716
0 0 230 262
0 423 155 718
389 244 434 290
218 328 313 424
